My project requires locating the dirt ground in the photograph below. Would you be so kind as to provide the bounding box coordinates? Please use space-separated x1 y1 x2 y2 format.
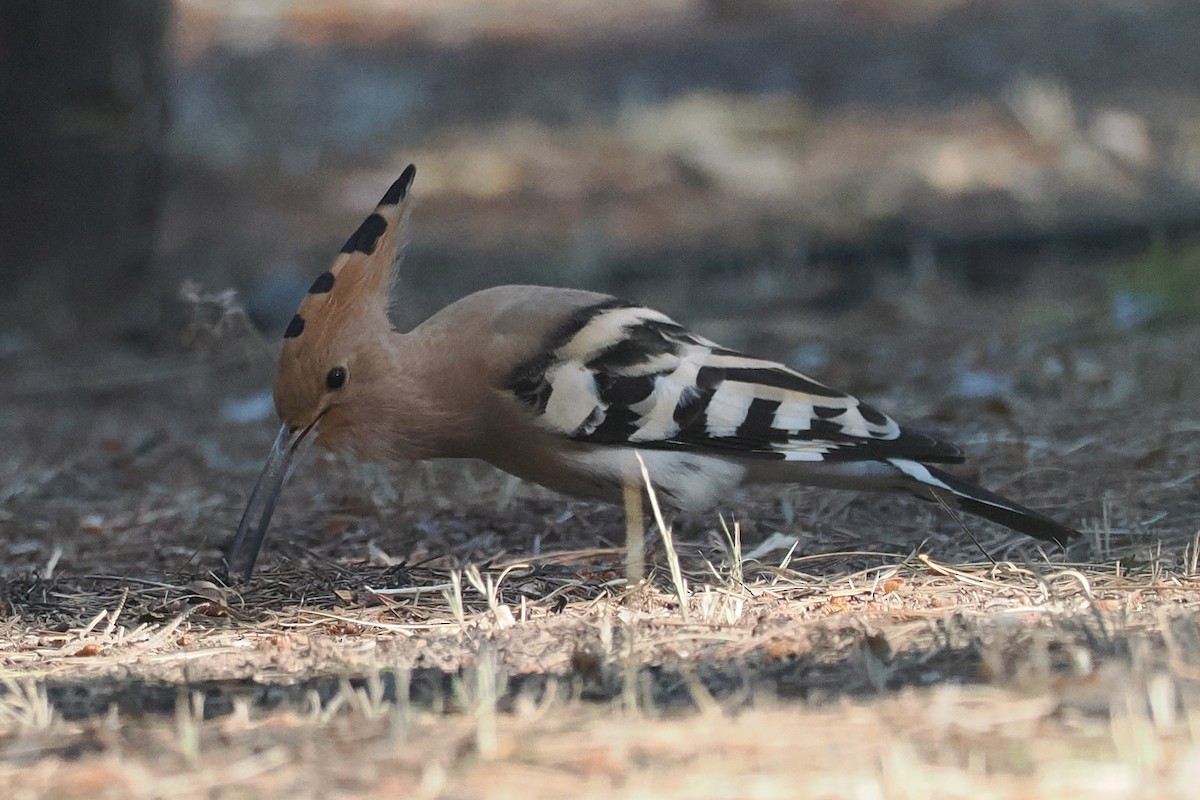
2 268 1199 798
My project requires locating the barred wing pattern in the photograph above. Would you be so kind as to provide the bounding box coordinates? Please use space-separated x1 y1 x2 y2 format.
505 298 963 465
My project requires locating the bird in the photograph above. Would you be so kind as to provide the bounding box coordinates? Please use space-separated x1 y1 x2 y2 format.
228 164 1078 578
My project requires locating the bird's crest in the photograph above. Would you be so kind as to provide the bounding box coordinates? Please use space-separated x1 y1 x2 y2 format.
282 164 416 346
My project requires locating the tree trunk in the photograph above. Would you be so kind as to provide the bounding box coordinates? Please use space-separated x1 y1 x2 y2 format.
0 0 170 340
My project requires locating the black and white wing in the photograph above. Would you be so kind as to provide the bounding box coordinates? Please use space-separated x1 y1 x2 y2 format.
505 298 962 465
504 297 1076 546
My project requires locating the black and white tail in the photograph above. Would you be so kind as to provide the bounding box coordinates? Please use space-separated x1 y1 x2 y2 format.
888 458 1075 546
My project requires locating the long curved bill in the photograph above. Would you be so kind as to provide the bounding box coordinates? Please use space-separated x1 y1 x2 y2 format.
226 422 318 580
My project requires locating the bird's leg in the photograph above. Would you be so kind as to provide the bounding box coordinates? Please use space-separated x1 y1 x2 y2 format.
623 477 645 588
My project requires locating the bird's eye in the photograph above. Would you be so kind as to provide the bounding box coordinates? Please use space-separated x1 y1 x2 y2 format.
326 366 347 390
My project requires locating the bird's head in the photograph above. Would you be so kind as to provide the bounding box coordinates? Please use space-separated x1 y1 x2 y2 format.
228 164 416 579
275 164 415 440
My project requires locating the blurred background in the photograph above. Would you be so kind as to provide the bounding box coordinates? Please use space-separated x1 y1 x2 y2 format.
4 0 1200 348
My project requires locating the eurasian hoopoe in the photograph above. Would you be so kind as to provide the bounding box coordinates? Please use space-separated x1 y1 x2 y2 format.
229 165 1078 578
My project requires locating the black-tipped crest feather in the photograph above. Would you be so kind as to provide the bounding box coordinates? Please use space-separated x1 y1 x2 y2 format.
381 164 416 206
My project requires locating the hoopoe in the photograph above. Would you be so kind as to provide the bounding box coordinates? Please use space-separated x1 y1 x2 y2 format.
229 165 1078 578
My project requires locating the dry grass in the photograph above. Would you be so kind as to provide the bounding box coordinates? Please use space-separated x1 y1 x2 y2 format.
3 550 1200 798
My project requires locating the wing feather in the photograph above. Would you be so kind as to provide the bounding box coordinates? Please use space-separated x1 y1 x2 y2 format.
505 300 964 465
